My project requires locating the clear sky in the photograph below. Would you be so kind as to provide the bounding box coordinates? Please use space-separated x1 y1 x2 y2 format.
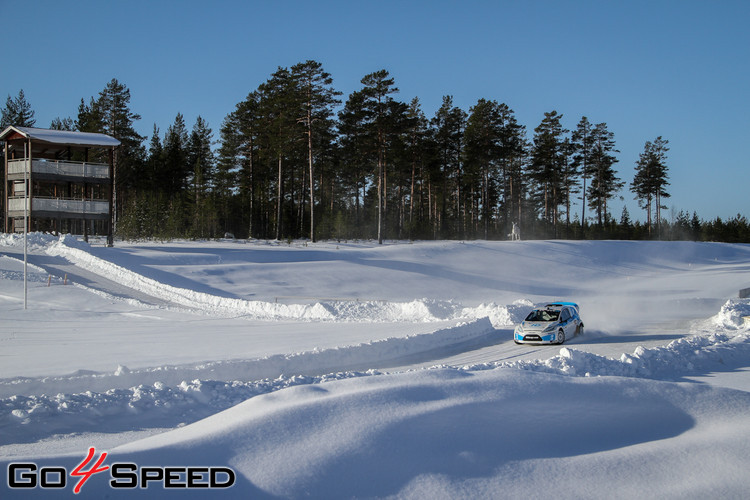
3 0 748 222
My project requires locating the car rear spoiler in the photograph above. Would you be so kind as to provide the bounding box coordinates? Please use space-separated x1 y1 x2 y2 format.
545 302 580 313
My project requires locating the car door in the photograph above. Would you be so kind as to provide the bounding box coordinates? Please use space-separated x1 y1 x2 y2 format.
560 307 574 338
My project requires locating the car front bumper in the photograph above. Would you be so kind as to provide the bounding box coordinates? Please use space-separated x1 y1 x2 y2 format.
514 331 556 344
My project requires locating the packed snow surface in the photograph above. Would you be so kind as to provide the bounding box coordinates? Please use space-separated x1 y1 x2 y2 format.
1 234 750 498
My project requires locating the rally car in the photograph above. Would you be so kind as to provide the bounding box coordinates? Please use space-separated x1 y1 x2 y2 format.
513 302 584 345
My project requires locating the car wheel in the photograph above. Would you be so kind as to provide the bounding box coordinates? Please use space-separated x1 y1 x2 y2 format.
577 323 584 336
557 329 566 345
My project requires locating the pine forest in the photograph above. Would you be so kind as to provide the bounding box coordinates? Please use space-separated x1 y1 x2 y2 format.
2 62 748 243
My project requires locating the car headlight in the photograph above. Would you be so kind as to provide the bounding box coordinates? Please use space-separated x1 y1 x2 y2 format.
515 324 523 334
543 324 556 333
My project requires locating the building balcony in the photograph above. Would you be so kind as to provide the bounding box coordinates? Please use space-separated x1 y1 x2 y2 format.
7 158 110 182
7 196 110 220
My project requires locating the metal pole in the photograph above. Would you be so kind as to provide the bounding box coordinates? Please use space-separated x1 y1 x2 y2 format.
23 141 28 310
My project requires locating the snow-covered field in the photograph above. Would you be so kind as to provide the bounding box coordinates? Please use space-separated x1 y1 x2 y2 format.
1 234 750 498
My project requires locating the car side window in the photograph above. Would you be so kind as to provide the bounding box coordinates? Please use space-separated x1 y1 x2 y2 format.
560 309 570 322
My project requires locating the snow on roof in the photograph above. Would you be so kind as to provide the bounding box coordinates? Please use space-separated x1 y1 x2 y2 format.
0 126 121 148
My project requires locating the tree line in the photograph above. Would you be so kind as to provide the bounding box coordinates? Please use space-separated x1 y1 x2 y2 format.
2 62 748 243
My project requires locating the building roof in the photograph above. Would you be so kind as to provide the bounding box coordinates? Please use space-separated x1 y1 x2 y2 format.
0 126 121 148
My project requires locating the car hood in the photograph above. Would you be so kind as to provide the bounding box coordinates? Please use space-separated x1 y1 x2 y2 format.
521 320 558 332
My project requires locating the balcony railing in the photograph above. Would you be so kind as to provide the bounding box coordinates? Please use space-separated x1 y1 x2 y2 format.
7 196 109 216
8 158 110 179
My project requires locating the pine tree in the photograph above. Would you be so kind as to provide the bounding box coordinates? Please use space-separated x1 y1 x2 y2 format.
651 136 670 237
464 99 505 239
235 92 264 238
404 97 431 238
620 206 632 239
257 67 302 240
384 98 414 239
117 125 163 239
360 70 399 244
85 79 146 234
50 117 74 130
96 79 145 188
187 116 215 237
76 98 104 133
290 60 341 242
529 111 568 235
431 96 466 238
139 125 165 236
691 212 701 240
587 122 622 228
495 107 527 233
162 113 190 199
571 116 594 231
1 90 36 128
146 124 163 189
337 89 373 236
215 110 242 236
559 137 579 236
631 136 670 236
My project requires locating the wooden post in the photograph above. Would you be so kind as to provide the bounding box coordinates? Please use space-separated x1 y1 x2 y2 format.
3 139 7 233
107 147 114 247
83 180 89 243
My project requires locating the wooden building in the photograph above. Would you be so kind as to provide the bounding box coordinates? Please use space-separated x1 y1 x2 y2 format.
1 126 120 245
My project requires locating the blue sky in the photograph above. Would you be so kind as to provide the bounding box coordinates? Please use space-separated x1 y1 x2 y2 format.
3 0 748 222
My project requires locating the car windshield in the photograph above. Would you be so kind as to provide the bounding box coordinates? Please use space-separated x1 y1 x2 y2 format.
525 309 559 322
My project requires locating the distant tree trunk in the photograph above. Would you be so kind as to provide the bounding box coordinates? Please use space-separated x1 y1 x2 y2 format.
409 157 416 227
276 153 282 240
247 138 254 238
298 164 306 236
377 128 384 244
307 122 315 242
656 192 661 238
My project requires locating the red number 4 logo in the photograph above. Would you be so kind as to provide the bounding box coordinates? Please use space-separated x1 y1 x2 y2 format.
70 447 109 494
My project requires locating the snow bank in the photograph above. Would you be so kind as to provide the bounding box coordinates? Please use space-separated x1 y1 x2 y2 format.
506 330 750 379
29 235 516 324
0 319 494 443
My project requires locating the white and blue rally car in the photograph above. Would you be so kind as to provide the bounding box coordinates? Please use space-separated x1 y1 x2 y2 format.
513 302 584 345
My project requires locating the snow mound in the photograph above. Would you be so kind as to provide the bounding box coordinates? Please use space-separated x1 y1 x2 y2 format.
460 298 534 326
89 368 750 499
0 231 59 251
711 299 750 330
313 298 456 322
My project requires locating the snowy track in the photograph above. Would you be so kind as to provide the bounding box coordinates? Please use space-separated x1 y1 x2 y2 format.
2 235 750 497
2 234 747 379
407 319 716 370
